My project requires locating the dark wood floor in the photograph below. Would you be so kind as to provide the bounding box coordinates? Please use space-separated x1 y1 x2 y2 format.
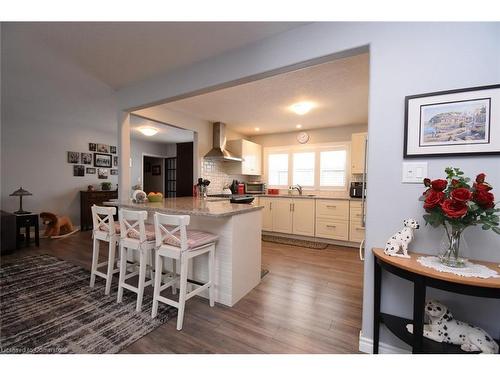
2 232 364 353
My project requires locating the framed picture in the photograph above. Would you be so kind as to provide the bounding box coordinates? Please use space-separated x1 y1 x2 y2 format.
97 144 109 153
73 165 85 176
81 152 92 165
110 169 118 175
113 156 118 167
86 167 96 174
67 151 80 164
97 168 108 179
94 153 112 168
152 165 161 176
89 143 97 152
110 146 117 154
404 84 500 158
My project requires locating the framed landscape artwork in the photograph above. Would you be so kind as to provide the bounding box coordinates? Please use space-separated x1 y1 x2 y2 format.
404 84 500 158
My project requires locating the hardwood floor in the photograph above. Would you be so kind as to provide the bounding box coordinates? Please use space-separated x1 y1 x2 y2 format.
2 232 364 353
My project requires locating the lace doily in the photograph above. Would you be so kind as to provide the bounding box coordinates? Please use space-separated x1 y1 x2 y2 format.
417 256 500 279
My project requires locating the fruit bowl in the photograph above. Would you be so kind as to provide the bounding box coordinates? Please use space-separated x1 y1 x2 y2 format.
147 192 163 202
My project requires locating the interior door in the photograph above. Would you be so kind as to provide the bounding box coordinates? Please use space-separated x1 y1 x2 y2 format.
176 142 194 197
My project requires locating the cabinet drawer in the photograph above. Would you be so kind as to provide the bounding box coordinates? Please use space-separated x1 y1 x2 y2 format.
350 200 363 209
316 200 349 219
349 222 365 243
349 208 363 222
315 219 349 241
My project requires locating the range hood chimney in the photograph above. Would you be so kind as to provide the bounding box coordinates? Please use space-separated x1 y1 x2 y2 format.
204 122 242 161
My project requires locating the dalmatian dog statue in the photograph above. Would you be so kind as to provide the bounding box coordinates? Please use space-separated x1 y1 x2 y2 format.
383 218 419 258
407 300 499 354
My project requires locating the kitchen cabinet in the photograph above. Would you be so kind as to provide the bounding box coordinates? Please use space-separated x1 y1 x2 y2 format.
260 197 314 236
292 199 315 236
349 200 365 243
315 199 349 241
351 132 367 174
226 139 262 176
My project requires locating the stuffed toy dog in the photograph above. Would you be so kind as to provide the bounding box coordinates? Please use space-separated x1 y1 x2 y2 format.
407 300 499 354
40 212 74 237
384 218 420 258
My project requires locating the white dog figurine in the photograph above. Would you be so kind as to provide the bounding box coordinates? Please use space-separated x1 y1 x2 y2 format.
384 218 419 258
406 300 499 354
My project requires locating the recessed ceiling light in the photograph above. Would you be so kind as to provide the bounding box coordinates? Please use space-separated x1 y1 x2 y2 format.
139 127 158 136
290 101 315 115
255 127 260 132
296 124 303 129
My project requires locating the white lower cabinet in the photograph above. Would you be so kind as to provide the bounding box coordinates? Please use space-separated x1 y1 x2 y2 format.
272 198 293 233
260 197 314 235
315 219 349 241
260 197 274 231
292 199 315 236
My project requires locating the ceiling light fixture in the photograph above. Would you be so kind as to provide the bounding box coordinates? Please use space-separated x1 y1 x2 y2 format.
254 127 260 132
290 101 315 115
296 124 303 129
138 127 158 136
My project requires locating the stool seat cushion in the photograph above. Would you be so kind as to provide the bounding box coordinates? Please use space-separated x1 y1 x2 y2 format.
124 223 156 241
98 222 120 234
163 229 218 250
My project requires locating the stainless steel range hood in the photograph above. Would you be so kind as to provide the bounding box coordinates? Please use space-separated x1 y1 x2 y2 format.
204 122 242 161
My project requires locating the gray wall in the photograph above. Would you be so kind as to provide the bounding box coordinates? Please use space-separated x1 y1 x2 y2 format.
1 24 118 226
117 22 500 350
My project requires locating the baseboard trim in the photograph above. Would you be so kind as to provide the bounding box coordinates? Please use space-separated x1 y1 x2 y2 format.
358 332 410 354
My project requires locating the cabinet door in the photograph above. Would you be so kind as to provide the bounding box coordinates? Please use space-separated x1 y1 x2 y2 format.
351 132 367 174
272 198 293 234
241 140 262 176
260 198 273 231
292 199 315 236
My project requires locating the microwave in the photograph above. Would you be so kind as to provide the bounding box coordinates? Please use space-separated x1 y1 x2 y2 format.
244 182 266 194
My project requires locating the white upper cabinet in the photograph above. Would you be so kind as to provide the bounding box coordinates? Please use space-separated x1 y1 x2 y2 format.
226 139 262 176
351 132 367 174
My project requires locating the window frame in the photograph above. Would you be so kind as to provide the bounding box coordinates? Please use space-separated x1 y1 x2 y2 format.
263 142 351 191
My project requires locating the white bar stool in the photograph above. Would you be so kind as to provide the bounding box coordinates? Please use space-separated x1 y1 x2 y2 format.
90 205 120 295
151 212 218 330
117 209 156 312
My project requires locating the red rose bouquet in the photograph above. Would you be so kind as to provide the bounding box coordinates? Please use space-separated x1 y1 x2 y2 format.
420 168 499 267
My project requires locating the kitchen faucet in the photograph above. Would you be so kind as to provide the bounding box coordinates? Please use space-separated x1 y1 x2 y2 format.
290 184 303 195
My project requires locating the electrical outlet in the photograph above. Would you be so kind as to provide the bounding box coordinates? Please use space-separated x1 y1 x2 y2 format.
402 162 428 184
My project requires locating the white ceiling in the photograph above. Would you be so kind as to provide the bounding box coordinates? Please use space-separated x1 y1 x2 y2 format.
130 115 193 144
160 53 369 135
10 22 307 89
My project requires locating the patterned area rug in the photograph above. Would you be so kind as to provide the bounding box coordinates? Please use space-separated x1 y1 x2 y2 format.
0 255 177 354
262 235 329 250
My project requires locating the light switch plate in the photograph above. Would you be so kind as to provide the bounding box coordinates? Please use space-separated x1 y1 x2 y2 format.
402 162 428 183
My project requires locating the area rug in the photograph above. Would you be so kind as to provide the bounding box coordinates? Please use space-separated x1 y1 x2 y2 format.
262 235 328 250
0 254 177 354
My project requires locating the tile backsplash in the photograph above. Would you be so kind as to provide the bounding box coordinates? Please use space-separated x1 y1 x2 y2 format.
201 159 260 194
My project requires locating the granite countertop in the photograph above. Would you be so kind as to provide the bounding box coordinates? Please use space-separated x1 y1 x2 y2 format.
254 194 362 201
104 197 263 218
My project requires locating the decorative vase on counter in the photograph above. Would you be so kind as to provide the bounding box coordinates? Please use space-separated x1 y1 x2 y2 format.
438 224 469 268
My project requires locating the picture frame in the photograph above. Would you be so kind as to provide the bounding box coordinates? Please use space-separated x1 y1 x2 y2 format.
113 156 118 167
81 152 93 165
110 146 117 154
97 168 108 179
404 84 500 158
73 165 85 177
110 169 118 175
152 165 161 176
89 143 97 152
97 144 109 153
86 167 96 174
94 153 112 168
67 151 80 164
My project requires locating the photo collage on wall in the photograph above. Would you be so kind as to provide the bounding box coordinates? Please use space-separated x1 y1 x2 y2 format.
67 142 119 179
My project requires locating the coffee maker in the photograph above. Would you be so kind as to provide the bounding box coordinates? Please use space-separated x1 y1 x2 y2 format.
349 182 366 198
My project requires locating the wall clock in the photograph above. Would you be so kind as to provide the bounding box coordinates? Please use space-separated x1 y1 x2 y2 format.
296 131 309 144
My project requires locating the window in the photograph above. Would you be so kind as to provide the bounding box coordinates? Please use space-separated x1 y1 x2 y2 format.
320 150 347 188
293 152 315 187
268 153 288 186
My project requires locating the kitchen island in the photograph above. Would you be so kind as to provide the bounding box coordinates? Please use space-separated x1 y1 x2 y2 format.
105 197 263 307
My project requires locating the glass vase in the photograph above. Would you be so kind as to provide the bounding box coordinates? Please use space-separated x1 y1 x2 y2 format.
439 225 468 268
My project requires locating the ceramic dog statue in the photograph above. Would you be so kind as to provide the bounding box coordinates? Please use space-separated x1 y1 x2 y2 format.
384 218 419 258
40 212 74 237
406 300 499 354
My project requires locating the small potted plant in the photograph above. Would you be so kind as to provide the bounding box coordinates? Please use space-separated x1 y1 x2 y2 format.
101 182 112 191
420 167 499 267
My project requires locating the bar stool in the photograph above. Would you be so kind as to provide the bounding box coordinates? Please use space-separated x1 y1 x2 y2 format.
151 212 218 330
90 205 120 295
117 209 156 312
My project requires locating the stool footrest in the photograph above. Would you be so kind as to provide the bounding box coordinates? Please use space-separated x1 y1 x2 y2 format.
186 282 211 300
156 295 179 308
